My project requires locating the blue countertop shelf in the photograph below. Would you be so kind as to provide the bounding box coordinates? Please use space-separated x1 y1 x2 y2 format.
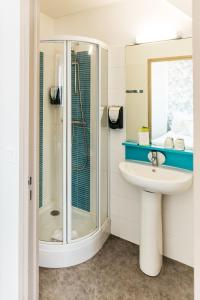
122 140 193 171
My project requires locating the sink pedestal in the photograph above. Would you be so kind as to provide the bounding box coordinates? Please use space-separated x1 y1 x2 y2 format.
140 190 162 276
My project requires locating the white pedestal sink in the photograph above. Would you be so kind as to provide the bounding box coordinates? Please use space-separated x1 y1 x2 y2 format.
119 160 192 276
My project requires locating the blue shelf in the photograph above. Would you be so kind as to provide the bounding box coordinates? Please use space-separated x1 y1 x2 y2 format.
122 140 193 171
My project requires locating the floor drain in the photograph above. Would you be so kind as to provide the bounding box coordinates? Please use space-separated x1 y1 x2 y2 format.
50 210 60 216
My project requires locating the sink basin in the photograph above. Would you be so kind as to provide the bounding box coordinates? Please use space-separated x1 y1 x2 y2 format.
119 159 193 277
119 160 192 195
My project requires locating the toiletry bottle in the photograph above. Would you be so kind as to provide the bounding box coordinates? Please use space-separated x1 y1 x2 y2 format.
138 127 150 146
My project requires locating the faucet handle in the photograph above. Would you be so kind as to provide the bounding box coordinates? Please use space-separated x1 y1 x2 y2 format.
151 150 157 157
148 151 165 166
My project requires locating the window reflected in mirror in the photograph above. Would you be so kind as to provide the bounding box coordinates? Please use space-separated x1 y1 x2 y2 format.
149 57 193 150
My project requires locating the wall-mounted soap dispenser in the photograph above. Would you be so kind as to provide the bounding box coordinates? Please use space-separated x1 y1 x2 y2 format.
108 106 123 129
49 86 62 105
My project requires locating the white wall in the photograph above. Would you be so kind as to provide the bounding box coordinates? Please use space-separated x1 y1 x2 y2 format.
40 12 55 39
40 0 193 266
0 1 20 299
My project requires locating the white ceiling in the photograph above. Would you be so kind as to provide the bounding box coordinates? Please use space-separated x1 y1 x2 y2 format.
167 0 192 17
41 0 192 20
40 0 123 18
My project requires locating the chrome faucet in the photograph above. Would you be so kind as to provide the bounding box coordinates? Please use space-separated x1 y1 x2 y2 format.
151 151 158 167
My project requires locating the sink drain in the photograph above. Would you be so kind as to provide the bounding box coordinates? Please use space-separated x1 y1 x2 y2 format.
50 210 60 216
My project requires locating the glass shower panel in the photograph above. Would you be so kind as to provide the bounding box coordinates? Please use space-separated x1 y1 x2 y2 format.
39 42 64 242
100 48 109 225
70 42 98 240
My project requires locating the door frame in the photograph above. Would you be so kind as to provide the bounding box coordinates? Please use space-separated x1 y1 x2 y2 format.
19 0 39 299
193 0 200 299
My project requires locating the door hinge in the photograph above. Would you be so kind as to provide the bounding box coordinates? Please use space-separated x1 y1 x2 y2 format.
28 176 32 186
28 176 32 200
29 190 32 200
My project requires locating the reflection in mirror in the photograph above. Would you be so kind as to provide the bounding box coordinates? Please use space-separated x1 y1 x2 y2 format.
149 57 193 149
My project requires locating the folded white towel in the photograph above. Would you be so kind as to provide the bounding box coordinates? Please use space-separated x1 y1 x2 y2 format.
51 228 78 241
51 228 62 242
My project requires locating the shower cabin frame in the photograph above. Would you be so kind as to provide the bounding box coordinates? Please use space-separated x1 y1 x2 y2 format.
39 36 110 268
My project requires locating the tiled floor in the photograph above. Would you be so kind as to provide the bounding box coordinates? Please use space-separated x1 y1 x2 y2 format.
40 235 193 300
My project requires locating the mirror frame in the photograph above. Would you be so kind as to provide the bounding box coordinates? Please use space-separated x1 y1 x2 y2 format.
148 55 192 140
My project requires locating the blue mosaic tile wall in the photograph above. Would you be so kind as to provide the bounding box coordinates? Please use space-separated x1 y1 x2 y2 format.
71 51 91 212
39 52 44 208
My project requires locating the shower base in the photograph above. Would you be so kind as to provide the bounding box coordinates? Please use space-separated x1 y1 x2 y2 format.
39 206 111 268
39 206 96 242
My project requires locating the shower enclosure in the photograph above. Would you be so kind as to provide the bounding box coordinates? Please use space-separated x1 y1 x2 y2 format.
39 37 110 268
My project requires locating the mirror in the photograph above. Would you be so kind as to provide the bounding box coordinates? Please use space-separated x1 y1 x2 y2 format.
149 56 193 149
125 38 193 150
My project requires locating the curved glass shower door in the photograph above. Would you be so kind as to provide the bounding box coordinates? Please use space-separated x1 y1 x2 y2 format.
100 48 109 225
69 41 98 240
39 38 109 248
39 41 64 242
